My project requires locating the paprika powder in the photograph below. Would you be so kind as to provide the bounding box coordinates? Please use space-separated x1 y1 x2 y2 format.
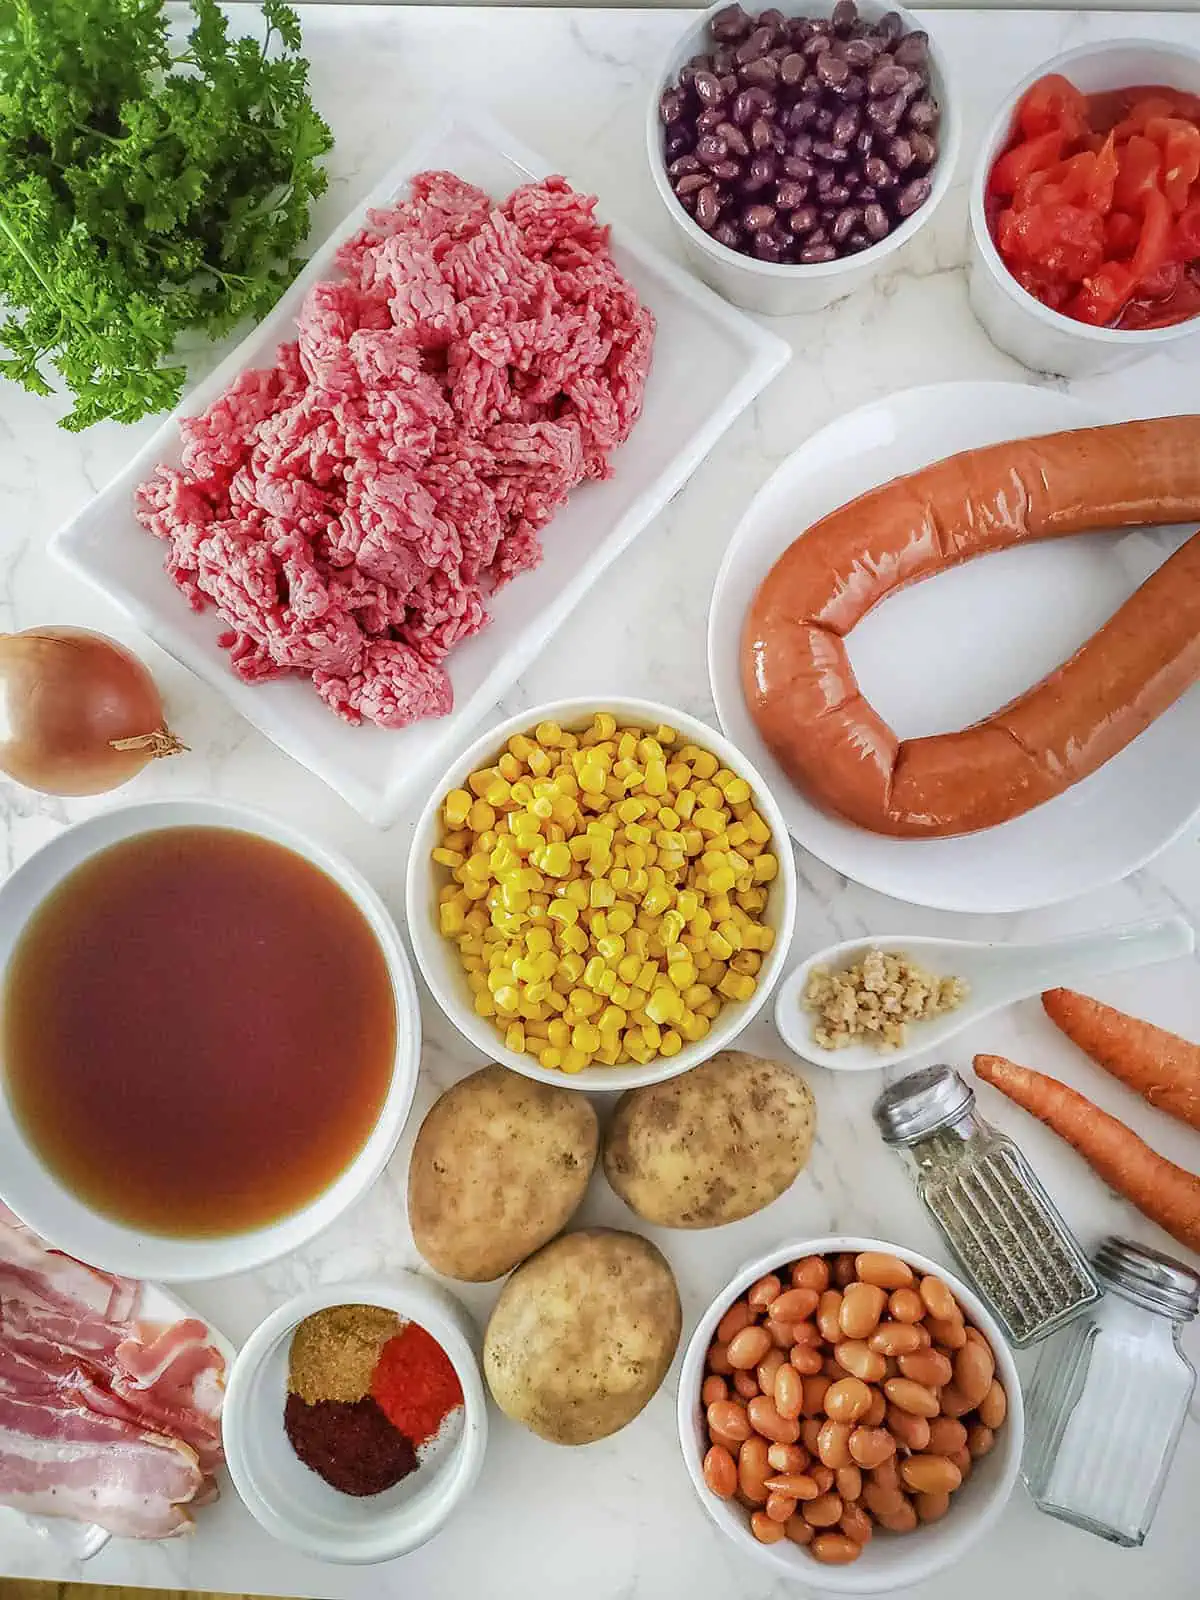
372 1321 464 1447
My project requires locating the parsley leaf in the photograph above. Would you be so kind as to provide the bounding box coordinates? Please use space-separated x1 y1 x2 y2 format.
0 0 332 428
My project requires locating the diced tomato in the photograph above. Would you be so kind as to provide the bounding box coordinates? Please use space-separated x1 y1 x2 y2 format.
1017 74 1087 141
1130 187 1174 282
989 130 1064 198
1104 210 1140 259
1177 200 1200 258
1148 120 1200 212
1113 135 1162 213
1065 261 1134 325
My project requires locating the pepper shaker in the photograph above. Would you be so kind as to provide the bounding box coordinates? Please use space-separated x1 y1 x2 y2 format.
872 1063 1099 1346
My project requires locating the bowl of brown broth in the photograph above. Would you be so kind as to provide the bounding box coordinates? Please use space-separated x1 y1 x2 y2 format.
0 799 420 1280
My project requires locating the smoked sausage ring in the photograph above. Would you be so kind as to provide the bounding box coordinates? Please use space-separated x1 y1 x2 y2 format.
741 417 1200 837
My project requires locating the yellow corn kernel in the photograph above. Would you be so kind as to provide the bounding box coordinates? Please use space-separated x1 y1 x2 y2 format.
539 1046 563 1072
753 853 779 883
505 1022 526 1054
572 1023 602 1054
443 788 472 827
623 1032 653 1065
561 1048 590 1075
646 986 683 1026
681 1011 710 1043
718 971 757 1003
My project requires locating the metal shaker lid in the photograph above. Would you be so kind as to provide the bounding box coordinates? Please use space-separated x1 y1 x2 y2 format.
1093 1236 1200 1322
872 1064 975 1147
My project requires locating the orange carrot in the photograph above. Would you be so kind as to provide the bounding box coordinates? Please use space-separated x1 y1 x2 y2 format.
974 1053 1200 1255
1042 989 1200 1132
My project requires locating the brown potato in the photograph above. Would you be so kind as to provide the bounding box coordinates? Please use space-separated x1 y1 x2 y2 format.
483 1228 681 1444
601 1051 816 1227
408 1063 597 1281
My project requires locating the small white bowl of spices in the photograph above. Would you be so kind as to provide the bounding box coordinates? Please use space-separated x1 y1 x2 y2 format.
222 1278 487 1563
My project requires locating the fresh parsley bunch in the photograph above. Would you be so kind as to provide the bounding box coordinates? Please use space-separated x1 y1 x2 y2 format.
0 0 332 429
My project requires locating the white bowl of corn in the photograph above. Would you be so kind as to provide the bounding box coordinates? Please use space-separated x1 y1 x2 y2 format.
405 697 796 1091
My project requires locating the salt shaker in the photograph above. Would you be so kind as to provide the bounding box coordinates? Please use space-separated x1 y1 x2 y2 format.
1022 1236 1199 1546
872 1063 1099 1346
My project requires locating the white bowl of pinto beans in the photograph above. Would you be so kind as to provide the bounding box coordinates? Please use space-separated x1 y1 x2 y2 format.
677 1237 1023 1591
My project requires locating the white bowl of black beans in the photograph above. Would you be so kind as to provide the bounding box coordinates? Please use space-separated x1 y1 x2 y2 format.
647 1 961 315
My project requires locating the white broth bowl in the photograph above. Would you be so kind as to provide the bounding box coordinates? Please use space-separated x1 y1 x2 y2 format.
0 797 420 1281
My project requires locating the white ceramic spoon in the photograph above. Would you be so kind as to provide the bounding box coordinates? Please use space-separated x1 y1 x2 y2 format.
774 917 1195 1072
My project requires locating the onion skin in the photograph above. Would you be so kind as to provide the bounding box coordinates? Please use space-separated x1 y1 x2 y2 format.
0 627 185 796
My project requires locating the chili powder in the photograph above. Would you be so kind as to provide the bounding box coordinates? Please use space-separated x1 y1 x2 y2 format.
283 1393 417 1496
372 1322 463 1446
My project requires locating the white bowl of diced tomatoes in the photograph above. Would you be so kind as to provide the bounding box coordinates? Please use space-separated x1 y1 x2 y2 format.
967 39 1200 377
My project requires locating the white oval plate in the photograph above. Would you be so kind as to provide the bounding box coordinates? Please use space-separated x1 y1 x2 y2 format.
20 1281 234 1558
708 381 1200 913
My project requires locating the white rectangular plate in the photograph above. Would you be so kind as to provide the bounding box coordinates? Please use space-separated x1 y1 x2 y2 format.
52 110 789 825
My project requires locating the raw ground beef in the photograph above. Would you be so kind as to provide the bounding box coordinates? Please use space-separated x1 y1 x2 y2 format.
134 172 656 728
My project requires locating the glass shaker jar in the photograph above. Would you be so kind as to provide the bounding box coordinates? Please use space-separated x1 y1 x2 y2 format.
1023 1236 1200 1546
873 1064 1099 1346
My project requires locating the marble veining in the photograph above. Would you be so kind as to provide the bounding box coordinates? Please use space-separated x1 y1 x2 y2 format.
1 7 1198 1597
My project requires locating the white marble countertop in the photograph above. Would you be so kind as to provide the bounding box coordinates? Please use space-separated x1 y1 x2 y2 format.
2 6 1199 1598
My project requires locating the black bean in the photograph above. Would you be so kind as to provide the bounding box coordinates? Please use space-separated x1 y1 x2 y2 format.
696 134 728 165
832 107 860 146
696 107 727 135
752 229 784 261
696 185 721 230
812 139 849 165
711 5 753 43
906 97 939 132
736 25 774 64
863 201 890 239
743 202 777 231
855 127 875 157
832 0 858 36
866 92 906 132
694 70 724 106
816 52 850 89
665 130 692 161
812 107 835 135
888 134 915 170
894 31 929 67
667 153 702 178
787 203 819 235
841 38 877 68
868 60 910 97
674 172 709 198
864 155 896 188
750 115 775 151
710 159 743 181
874 11 904 44
775 179 809 210
800 241 837 263
895 174 933 216
780 51 807 86
783 153 816 180
713 220 743 249
831 205 860 243
910 131 938 167
743 152 777 190
660 89 685 125
740 56 779 89
717 121 751 156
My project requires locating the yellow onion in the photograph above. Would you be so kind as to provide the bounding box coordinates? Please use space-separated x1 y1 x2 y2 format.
0 626 186 796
